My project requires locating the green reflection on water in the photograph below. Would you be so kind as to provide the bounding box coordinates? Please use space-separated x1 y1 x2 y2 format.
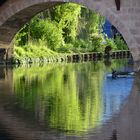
13 59 129 134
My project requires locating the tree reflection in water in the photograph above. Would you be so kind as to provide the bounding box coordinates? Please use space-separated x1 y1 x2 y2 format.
13 59 130 134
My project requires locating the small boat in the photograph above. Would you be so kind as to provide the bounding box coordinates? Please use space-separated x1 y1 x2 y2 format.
107 72 135 78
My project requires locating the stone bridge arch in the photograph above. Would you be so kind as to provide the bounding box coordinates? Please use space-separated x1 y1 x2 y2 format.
0 0 140 66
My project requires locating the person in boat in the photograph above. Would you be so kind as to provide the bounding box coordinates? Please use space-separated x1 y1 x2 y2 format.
112 69 117 79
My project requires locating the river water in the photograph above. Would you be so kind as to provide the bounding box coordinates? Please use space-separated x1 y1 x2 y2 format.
0 59 137 140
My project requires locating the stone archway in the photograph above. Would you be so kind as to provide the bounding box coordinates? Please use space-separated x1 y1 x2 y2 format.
0 0 140 65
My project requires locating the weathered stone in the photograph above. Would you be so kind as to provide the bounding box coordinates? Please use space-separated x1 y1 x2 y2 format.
130 29 140 35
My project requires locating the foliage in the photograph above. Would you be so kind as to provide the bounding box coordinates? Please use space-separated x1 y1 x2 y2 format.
114 36 128 50
30 19 64 51
104 35 128 51
14 2 127 61
14 24 29 46
90 33 105 52
14 3 105 56
52 3 81 43
104 37 118 51
78 7 104 39
14 41 58 63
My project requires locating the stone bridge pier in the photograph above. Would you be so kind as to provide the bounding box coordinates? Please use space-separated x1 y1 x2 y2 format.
0 0 140 68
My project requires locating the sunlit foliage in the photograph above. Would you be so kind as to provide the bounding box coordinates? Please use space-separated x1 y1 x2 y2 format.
14 3 105 60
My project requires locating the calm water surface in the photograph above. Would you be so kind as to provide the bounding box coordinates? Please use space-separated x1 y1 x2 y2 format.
0 59 136 140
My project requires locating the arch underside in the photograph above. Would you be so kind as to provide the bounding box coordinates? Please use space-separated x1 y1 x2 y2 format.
0 2 64 44
0 0 139 61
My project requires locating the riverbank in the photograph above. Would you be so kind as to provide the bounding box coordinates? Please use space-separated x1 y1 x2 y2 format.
4 50 131 65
